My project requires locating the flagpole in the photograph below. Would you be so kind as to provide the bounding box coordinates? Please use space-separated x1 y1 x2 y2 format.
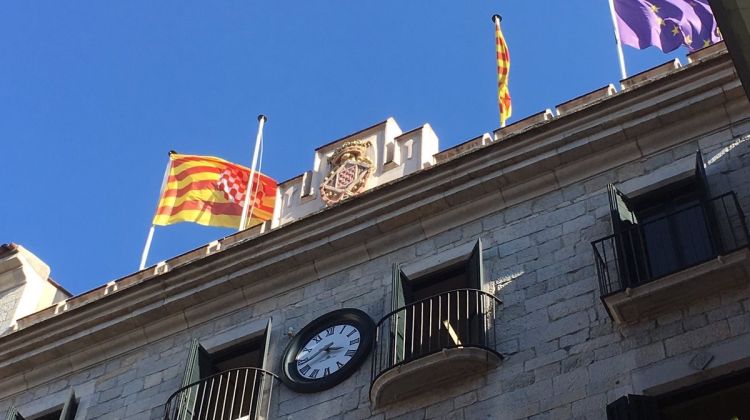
139 153 174 270
608 0 628 80
239 114 266 231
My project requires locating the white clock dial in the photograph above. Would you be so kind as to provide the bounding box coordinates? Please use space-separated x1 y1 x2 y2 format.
295 324 361 380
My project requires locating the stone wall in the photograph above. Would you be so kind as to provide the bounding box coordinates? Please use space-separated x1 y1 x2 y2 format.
1 121 747 420
0 286 23 333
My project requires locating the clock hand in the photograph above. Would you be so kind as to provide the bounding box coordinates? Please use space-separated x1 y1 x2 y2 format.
304 342 333 364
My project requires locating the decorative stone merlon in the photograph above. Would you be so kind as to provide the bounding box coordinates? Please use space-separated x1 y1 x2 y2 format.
0 245 69 335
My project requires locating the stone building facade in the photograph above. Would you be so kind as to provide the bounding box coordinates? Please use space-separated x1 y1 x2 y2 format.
1 43 749 419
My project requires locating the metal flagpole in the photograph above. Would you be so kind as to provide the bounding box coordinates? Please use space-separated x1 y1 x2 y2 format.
239 114 267 231
608 0 628 80
139 152 174 270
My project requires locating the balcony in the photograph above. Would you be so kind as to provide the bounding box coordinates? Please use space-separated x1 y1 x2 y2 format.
592 192 750 324
164 367 277 420
370 288 502 407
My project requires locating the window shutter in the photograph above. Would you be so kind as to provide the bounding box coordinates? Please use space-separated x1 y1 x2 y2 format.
4 407 24 420
391 264 411 364
261 317 273 372
180 339 212 419
59 390 78 420
391 264 412 311
606 394 661 420
608 184 637 234
607 184 645 288
467 238 484 290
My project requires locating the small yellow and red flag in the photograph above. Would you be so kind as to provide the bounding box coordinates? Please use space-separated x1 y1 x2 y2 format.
152 153 276 229
494 15 512 127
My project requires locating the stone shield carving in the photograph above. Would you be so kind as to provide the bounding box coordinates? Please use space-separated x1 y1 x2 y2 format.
320 140 372 206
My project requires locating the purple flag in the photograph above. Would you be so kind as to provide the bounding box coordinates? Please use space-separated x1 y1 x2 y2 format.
613 0 722 52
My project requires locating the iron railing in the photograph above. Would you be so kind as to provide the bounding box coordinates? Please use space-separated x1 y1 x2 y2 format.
371 288 502 382
593 192 749 297
164 367 278 420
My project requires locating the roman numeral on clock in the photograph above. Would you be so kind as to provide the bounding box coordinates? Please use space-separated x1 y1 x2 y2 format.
325 327 335 336
312 334 322 343
345 349 356 357
324 367 331 376
299 365 311 375
336 361 345 369
349 338 360 345
346 329 357 337
310 369 320 378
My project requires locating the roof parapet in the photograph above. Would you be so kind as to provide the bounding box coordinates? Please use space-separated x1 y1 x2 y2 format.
434 133 492 164
556 84 617 116
493 109 555 141
621 58 682 91
687 40 727 64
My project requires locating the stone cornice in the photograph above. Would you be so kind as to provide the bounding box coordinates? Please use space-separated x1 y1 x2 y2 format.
0 51 746 394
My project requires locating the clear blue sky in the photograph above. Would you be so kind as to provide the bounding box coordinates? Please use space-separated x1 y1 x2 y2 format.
1 1 688 295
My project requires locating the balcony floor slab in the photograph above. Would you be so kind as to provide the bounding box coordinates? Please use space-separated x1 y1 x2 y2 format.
604 248 750 325
370 346 501 408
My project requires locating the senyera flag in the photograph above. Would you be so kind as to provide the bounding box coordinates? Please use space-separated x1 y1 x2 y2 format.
495 15 512 127
613 0 722 53
153 153 277 229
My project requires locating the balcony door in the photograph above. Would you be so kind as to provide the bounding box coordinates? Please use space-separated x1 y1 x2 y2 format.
608 151 717 286
177 319 272 420
391 239 486 363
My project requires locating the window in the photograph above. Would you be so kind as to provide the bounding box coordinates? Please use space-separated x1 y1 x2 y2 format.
391 239 489 363
370 239 502 406
607 369 750 419
596 150 750 299
593 152 750 323
166 320 273 420
4 390 77 420
608 151 716 288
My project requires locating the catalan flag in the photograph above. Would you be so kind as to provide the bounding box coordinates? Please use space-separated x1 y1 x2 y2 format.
152 153 277 229
495 15 512 127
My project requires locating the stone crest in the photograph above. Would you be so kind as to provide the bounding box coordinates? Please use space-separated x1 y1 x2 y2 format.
320 140 372 206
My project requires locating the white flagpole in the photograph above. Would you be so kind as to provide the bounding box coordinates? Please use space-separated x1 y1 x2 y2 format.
139 153 173 270
608 0 628 80
239 115 266 231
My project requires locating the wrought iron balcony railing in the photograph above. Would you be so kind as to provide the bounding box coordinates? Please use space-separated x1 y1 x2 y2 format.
592 192 749 297
371 288 502 382
164 367 277 420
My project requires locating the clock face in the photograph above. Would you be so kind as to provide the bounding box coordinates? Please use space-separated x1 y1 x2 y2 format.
295 324 361 379
281 308 374 393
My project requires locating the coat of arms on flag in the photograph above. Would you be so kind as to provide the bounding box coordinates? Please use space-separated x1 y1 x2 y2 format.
320 140 373 206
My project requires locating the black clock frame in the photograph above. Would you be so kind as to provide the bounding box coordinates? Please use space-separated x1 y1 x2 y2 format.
280 308 375 393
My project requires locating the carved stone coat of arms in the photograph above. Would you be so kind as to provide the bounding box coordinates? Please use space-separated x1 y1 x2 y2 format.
320 140 373 206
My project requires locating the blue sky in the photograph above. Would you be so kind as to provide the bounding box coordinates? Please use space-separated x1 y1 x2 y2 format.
1 2 687 294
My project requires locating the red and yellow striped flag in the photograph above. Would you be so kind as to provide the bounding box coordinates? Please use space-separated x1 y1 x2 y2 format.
152 153 277 229
495 16 512 127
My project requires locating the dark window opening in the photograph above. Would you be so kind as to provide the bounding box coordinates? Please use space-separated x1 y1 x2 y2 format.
657 368 750 420
627 176 716 281
31 411 62 420
391 240 487 363
6 391 78 420
607 368 750 420
174 321 272 420
602 151 735 290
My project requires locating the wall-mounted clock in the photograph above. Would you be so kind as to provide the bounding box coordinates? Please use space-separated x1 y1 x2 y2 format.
281 308 375 393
